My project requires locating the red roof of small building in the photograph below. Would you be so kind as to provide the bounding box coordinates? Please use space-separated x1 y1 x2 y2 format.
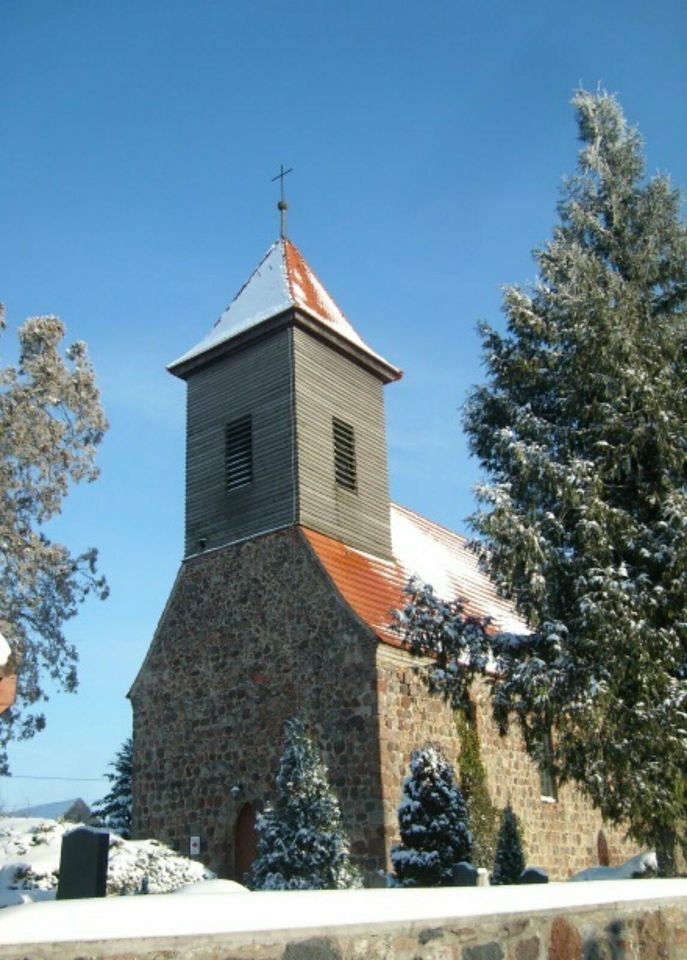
0 674 17 714
0 632 15 714
302 503 528 647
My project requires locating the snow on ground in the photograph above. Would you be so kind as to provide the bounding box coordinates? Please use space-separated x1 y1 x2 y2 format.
570 850 657 882
0 820 684 948
1 880 687 946
0 817 214 908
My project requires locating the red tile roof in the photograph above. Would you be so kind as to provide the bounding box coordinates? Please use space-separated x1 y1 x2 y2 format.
302 503 529 648
302 526 404 647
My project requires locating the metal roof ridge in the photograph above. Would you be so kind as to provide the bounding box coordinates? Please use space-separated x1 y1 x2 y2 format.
282 238 401 378
390 501 471 546
211 239 282 330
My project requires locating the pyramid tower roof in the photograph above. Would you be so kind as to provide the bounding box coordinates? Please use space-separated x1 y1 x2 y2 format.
169 238 401 381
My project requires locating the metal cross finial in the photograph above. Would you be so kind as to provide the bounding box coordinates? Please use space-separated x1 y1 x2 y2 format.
271 164 293 238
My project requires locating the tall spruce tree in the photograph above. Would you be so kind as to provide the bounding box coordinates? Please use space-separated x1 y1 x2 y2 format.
391 746 472 887
462 90 687 874
491 804 526 885
92 738 132 838
249 718 360 890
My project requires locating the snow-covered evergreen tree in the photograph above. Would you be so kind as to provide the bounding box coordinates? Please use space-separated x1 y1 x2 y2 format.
92 738 132 838
391 746 472 887
461 90 687 875
248 718 360 890
491 804 525 885
393 576 491 708
0 309 108 773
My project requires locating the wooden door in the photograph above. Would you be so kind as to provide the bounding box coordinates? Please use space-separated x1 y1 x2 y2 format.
234 803 258 882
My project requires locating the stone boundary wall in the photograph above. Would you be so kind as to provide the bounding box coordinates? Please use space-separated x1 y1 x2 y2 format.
1 883 686 960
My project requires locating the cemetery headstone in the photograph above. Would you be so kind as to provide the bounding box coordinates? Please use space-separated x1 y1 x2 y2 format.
452 861 479 886
519 867 548 884
56 827 109 899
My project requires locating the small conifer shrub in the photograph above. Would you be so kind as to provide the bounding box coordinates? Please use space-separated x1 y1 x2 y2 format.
492 804 526 885
92 738 133 838
249 718 361 890
455 708 498 868
391 745 472 887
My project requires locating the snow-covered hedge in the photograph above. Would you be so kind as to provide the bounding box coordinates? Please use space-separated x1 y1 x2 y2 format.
0 817 214 908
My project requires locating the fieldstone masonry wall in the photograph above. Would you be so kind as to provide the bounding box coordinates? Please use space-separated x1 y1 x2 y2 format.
130 528 386 879
376 645 636 880
131 527 637 883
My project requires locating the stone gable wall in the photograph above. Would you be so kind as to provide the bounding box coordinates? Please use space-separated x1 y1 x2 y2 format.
130 528 386 879
376 645 637 880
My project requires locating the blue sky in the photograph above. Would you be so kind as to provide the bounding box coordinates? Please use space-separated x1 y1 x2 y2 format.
1 0 686 810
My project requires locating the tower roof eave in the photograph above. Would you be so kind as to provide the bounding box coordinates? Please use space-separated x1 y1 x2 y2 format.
168 304 402 383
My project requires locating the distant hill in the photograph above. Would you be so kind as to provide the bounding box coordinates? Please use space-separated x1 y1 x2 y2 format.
10 799 90 823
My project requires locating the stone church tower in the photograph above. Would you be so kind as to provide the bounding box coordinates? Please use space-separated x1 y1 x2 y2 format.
130 236 634 881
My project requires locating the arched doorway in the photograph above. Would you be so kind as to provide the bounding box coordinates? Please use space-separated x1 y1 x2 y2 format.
234 802 258 882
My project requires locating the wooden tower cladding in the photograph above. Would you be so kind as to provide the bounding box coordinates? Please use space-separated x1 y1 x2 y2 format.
169 238 401 559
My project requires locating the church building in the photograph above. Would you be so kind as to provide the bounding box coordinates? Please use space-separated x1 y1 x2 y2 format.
129 231 634 882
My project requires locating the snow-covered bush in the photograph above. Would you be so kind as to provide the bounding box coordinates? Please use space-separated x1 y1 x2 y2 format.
0 817 214 908
249 718 361 890
391 746 472 887
105 833 213 895
491 804 525 885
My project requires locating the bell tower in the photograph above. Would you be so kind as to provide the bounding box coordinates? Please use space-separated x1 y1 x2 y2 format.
168 238 401 559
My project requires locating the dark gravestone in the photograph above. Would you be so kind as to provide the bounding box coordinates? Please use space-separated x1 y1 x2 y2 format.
56 827 109 899
519 867 548 884
452 861 479 886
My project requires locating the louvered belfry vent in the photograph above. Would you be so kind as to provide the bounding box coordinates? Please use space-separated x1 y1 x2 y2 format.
333 417 357 492
225 415 253 490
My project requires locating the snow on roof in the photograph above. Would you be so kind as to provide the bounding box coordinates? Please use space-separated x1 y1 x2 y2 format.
169 238 400 378
391 504 527 634
301 503 529 648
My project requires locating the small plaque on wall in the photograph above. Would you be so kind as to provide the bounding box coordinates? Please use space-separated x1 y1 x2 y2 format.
189 835 200 857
